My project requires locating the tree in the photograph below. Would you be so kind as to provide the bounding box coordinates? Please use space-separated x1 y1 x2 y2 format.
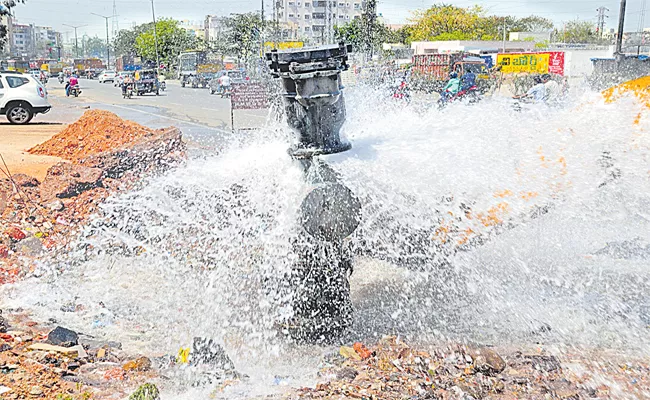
113 24 151 57
222 13 264 68
135 18 198 68
0 0 25 52
515 15 554 32
407 5 499 42
83 36 107 58
555 20 600 43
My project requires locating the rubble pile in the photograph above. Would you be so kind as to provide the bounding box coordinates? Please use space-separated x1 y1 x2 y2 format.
29 110 157 161
0 110 185 272
0 312 160 399
295 337 634 399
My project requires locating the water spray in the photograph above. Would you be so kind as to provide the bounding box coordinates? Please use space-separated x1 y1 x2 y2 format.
267 43 361 340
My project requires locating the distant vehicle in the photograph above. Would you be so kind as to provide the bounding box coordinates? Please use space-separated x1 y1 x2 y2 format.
178 51 222 88
208 70 248 95
0 71 51 124
98 70 117 83
134 69 160 96
29 69 47 84
411 53 489 93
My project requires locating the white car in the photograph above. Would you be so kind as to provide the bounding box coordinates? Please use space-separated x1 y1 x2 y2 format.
0 72 51 124
98 70 117 83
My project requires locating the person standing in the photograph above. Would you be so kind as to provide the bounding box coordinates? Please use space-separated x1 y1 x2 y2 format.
542 73 561 104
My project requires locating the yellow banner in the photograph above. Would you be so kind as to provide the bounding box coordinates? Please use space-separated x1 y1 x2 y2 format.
497 53 550 74
263 41 304 52
197 63 222 73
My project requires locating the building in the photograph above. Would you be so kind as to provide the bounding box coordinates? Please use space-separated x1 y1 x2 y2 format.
9 21 61 59
509 32 552 43
411 40 537 55
179 19 206 39
278 0 364 43
204 15 224 42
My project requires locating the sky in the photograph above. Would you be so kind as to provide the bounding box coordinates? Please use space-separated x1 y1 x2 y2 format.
12 0 650 41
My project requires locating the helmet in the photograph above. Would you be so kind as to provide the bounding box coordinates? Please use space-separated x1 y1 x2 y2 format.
533 76 543 84
541 73 551 81
450 72 458 79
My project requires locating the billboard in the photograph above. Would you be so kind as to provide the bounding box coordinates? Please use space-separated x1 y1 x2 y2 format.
497 52 565 76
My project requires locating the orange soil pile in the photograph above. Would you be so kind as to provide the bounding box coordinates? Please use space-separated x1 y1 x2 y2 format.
29 109 155 161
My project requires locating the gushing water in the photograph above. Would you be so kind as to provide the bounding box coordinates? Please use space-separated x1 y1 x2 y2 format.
2 84 650 397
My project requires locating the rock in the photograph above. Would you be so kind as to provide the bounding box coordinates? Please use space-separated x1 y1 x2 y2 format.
336 367 359 380
0 189 6 214
28 343 81 356
96 348 106 359
29 386 43 396
340 346 362 361
523 354 561 372
0 385 11 394
18 237 44 256
190 337 235 371
0 244 8 258
123 356 152 372
11 174 40 187
471 347 506 375
4 227 26 241
40 163 103 201
47 200 64 212
80 127 185 179
47 326 78 347
128 383 160 400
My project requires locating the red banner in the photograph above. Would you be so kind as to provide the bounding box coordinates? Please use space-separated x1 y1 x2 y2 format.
547 52 565 76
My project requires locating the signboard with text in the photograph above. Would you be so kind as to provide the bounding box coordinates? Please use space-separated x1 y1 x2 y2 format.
497 52 565 76
231 83 268 110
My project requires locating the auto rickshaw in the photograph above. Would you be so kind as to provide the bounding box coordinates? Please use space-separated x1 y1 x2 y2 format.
134 69 160 96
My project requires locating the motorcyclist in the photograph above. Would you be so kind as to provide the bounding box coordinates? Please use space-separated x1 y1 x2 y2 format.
460 70 477 92
440 72 461 102
513 75 545 102
218 73 231 95
66 74 79 97
541 73 561 105
122 74 133 96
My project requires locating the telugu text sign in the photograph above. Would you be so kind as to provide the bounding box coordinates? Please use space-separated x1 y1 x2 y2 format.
497 53 550 74
231 83 268 110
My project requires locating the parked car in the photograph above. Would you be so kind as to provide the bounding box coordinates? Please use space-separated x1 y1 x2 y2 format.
0 71 51 124
208 70 248 95
98 70 117 83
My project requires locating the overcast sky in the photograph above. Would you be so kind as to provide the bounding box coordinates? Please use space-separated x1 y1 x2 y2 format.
13 0 649 41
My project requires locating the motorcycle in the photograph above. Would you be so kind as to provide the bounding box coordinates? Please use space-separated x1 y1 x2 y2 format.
122 83 134 99
220 84 232 98
391 81 411 103
58 75 64 84
159 81 166 92
69 85 81 97
437 85 481 109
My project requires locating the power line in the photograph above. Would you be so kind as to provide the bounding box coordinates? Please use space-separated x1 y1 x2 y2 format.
112 0 119 37
596 6 609 38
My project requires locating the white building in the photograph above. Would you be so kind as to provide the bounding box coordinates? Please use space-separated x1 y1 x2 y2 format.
411 40 537 55
509 32 552 43
204 15 224 42
179 19 206 39
278 0 364 43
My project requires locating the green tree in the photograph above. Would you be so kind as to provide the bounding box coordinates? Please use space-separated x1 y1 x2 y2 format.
135 18 198 68
222 12 264 68
0 0 25 51
113 24 152 57
555 20 600 43
407 5 498 41
83 35 107 58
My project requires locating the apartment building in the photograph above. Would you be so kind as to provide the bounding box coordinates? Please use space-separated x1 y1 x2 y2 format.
278 0 364 42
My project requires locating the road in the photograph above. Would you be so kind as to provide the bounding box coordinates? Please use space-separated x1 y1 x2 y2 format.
37 78 270 145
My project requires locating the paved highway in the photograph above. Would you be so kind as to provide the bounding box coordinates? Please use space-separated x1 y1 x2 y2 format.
39 78 270 146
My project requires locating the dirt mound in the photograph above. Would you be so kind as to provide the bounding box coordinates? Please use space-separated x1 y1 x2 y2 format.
29 110 156 161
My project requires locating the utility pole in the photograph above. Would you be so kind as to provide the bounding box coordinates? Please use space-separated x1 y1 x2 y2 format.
112 0 119 38
63 24 86 58
150 0 161 71
596 6 609 39
638 0 647 34
615 0 626 56
502 17 507 52
91 13 115 69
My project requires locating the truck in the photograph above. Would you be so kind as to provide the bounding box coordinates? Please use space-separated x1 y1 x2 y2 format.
115 55 143 72
411 53 490 93
177 51 222 88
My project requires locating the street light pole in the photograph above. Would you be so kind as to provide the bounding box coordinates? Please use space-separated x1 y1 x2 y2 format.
91 13 116 69
615 0 627 56
63 24 87 58
150 0 161 71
